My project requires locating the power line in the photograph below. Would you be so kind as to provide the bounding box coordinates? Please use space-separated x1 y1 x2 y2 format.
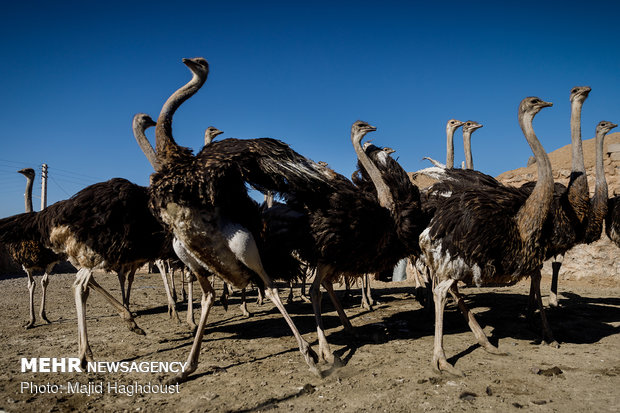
49 174 71 198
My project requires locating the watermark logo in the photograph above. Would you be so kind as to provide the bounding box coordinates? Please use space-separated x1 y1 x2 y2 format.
21 358 188 373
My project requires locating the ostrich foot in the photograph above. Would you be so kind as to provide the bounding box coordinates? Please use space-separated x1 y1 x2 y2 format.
186 320 197 332
23 319 35 329
165 365 195 385
432 356 464 377
168 306 181 324
481 342 508 356
300 294 312 304
40 311 51 324
124 319 146 335
304 347 322 378
548 296 560 308
240 303 251 318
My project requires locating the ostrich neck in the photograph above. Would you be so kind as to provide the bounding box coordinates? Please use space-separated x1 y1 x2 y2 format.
352 133 395 212
155 71 206 161
463 131 473 170
133 120 159 171
516 112 554 242
567 99 589 223
24 176 33 213
570 100 587 176
446 127 454 169
584 130 608 242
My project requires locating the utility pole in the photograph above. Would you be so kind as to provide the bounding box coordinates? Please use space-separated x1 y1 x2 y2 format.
40 163 48 210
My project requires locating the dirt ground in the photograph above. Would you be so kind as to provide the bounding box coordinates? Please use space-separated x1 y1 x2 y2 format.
0 270 618 412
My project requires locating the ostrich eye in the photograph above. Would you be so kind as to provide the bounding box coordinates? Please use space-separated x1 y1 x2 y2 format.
532 99 540 104
571 88 577 93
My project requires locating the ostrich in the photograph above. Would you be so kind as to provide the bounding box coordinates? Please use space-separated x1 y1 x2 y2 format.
583 121 617 242
275 120 425 364
133 112 219 329
543 86 591 307
419 87 593 313
419 96 555 376
145 57 335 382
204 126 223 145
462 120 483 170
349 144 408 311
5 168 64 328
422 119 464 168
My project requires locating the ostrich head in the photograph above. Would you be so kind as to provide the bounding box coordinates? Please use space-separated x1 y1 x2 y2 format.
182 57 210 79
596 120 618 136
351 120 377 146
463 120 483 133
204 126 224 145
569 86 591 103
382 147 395 155
133 113 156 133
18 168 35 179
519 97 553 117
446 119 464 133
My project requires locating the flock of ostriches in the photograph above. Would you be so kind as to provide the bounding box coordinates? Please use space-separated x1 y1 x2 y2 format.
1 57 620 385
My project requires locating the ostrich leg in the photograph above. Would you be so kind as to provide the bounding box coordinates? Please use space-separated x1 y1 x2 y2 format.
167 260 178 302
287 280 294 304
432 279 464 376
23 268 36 329
310 271 335 364
124 268 136 309
39 262 54 324
548 255 563 307
155 259 180 322
116 271 127 310
239 288 251 317
224 223 320 376
322 280 353 332
360 274 374 310
449 285 505 355
185 270 197 330
73 268 94 367
167 273 215 385
530 270 559 347
87 278 145 335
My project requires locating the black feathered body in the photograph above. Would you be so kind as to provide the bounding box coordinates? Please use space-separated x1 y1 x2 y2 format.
149 138 333 289
0 178 172 273
424 171 586 278
606 196 620 247
150 138 424 287
420 185 548 286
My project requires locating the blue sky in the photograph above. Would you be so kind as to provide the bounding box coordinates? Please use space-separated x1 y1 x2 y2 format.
1 1 619 217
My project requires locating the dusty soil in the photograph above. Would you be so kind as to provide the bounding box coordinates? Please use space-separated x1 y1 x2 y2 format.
0 271 618 412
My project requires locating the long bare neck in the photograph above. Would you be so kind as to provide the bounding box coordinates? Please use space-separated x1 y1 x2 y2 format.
133 118 159 171
23 175 33 213
584 129 609 241
446 126 455 169
155 71 206 162
567 98 589 222
516 112 554 242
463 130 473 170
352 133 395 212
